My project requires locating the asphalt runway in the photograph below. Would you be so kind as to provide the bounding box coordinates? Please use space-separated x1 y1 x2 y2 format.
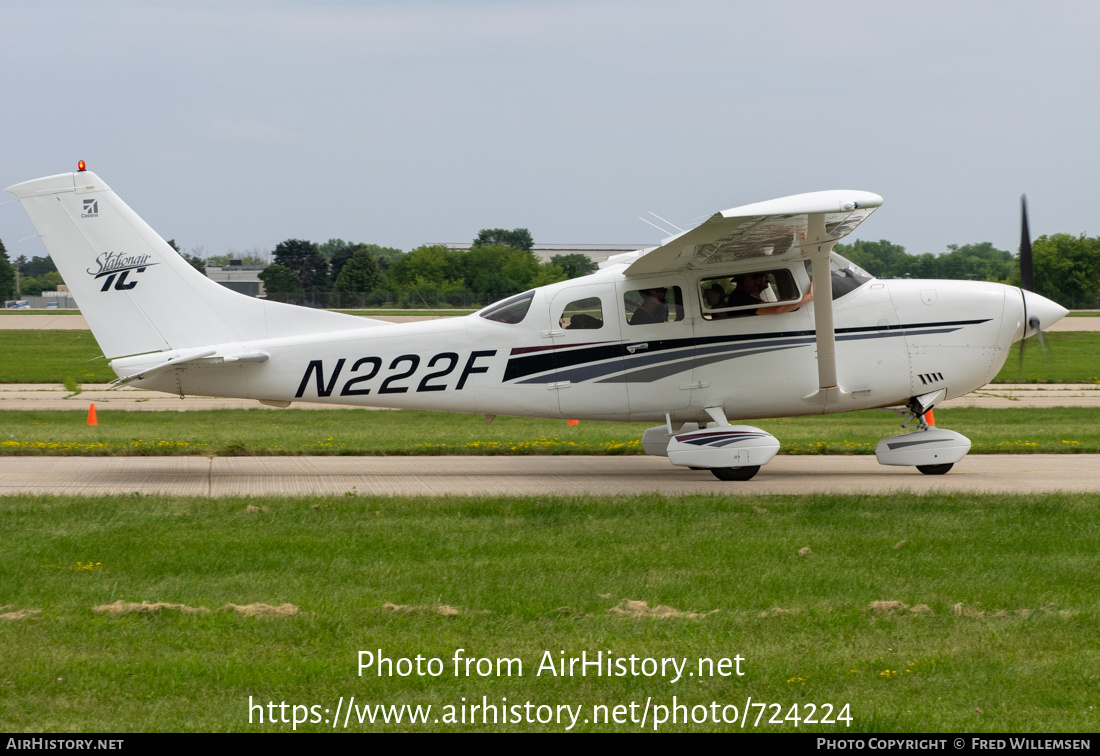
2 454 1097 497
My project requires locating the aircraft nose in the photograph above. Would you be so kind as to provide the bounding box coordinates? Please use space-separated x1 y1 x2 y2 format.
1020 290 1069 340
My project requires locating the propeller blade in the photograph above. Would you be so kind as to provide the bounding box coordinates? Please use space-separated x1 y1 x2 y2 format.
1020 195 1034 292
1032 316 1047 354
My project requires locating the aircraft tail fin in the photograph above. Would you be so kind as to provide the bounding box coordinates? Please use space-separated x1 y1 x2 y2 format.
5 169 381 359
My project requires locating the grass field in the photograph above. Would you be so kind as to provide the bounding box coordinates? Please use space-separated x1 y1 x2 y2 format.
1 329 1098 385
1 491 1097 732
992 332 1100 383
1 407 1097 456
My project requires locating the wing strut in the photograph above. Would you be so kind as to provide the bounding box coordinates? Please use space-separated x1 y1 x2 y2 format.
802 213 849 409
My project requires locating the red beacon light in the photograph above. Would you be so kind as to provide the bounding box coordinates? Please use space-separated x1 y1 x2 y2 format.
77 160 86 172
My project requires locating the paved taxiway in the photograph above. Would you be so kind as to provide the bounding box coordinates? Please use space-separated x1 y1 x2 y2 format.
2 454 1097 497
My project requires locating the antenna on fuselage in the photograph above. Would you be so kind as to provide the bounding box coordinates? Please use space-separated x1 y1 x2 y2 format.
647 211 684 233
638 211 684 237
638 215 669 235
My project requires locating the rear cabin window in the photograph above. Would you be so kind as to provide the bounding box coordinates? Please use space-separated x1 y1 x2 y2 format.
699 269 801 319
479 291 534 324
624 285 685 326
558 297 604 330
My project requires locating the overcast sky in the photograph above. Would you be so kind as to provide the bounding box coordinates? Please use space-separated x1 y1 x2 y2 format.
2 0 1097 261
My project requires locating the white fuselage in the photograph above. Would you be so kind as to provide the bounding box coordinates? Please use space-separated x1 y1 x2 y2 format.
117 264 1027 424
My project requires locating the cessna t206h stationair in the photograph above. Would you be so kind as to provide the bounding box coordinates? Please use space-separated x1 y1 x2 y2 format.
6 165 1067 480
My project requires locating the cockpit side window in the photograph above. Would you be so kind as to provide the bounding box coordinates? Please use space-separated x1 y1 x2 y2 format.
558 297 603 330
699 269 802 319
479 291 534 324
624 285 685 326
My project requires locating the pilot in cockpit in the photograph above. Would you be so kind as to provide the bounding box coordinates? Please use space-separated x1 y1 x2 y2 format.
725 272 813 316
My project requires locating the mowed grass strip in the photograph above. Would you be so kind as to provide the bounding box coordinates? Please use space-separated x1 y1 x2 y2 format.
992 332 1100 383
1 330 1098 385
0 492 1098 732
0 330 114 383
1 407 1097 456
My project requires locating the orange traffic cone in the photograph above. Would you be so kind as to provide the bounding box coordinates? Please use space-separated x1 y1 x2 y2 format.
923 409 935 427
87 402 97 426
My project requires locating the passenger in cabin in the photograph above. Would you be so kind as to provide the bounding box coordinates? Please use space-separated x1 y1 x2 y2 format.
724 272 813 317
725 272 770 310
629 287 669 325
703 283 730 319
566 313 602 329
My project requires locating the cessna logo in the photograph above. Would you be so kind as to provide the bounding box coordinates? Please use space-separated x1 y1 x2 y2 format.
87 251 157 292
81 199 99 218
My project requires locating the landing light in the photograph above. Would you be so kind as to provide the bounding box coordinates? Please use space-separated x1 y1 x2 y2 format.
77 160 86 172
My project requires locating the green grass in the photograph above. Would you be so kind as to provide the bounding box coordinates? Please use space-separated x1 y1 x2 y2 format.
992 332 1100 383
0 310 83 315
1067 311 1099 317
1 491 1098 732
0 330 114 382
1 407 1097 456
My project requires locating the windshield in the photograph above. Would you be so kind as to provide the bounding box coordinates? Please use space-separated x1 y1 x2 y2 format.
806 253 874 300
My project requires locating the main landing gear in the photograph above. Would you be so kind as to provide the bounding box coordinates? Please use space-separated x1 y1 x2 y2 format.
710 465 762 481
641 407 780 482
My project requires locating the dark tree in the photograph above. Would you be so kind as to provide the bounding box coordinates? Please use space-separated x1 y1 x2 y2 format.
258 263 304 299
473 228 534 251
22 255 56 277
549 253 597 279
463 244 541 295
273 239 330 292
1031 233 1100 301
334 247 385 293
0 238 15 299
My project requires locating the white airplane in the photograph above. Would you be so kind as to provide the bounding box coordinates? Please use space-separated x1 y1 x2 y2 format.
6 164 1068 480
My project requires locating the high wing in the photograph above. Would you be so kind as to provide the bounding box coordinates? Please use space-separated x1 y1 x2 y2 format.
623 190 883 277
622 190 883 410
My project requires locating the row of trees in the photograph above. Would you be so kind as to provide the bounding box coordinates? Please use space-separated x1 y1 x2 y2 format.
1 231 1097 308
834 236 1100 304
258 229 598 306
0 244 66 297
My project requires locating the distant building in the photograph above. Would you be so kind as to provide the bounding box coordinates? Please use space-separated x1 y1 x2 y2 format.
206 260 266 297
434 243 649 265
